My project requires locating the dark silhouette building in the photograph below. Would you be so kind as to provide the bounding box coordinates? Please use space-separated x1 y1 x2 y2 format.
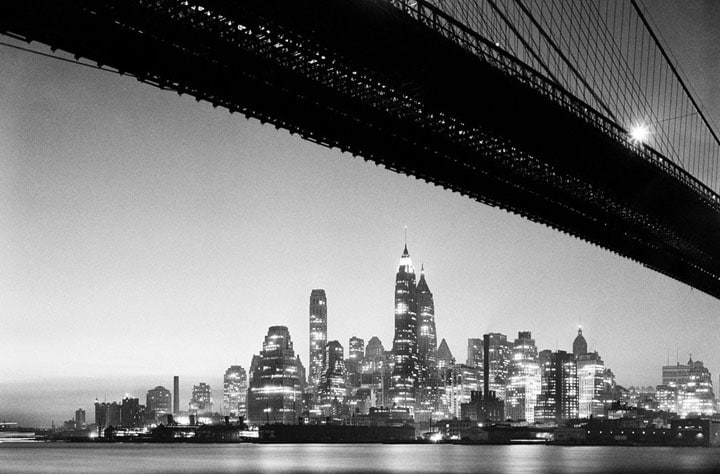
573 327 588 358
146 386 172 415
173 376 180 414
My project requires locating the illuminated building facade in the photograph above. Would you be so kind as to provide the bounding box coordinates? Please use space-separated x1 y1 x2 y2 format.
319 340 348 417
146 386 172 415
655 384 676 412
505 331 540 422
466 338 483 368
362 336 386 375
678 358 715 417
483 333 511 400
223 365 248 417
247 326 303 425
309 289 328 389
535 350 578 423
189 383 213 414
445 364 479 419
437 338 454 371
346 336 364 389
416 265 437 385
658 357 715 416
391 243 419 411
415 265 438 421
577 352 605 418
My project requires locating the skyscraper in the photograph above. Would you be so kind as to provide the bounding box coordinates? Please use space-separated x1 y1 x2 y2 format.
348 337 365 364
247 326 304 424
223 365 248 417
319 340 348 417
347 336 365 389
677 357 715 417
483 333 511 400
535 350 579 423
189 383 213 414
416 264 437 384
505 331 541 422
466 338 483 368
309 289 328 389
146 386 172 414
577 352 605 418
391 242 418 411
75 408 86 428
120 396 145 428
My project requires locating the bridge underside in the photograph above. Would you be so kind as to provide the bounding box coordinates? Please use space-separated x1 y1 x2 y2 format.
2 0 720 298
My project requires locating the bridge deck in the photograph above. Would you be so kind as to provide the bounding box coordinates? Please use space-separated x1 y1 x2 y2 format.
2 0 719 297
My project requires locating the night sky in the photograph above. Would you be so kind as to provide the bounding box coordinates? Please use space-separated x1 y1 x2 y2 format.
2 1 719 427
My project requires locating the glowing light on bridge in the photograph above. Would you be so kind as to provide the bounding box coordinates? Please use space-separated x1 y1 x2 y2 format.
629 123 650 143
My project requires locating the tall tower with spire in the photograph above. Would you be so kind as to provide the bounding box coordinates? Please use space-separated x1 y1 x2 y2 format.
391 233 419 411
416 264 437 384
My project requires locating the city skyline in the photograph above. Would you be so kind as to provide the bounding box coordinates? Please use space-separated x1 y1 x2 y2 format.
3 0 720 428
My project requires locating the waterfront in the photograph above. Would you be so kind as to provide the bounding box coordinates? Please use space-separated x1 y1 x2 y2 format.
1 443 719 473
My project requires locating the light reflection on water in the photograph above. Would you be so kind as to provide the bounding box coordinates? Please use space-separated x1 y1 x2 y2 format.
0 443 719 473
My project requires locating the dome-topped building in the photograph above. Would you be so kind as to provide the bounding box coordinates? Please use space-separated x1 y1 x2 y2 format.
573 327 588 358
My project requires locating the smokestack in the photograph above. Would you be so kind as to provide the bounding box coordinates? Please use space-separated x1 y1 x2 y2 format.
173 376 180 414
483 334 490 400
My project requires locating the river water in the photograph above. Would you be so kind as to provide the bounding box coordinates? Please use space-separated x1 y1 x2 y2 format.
1 443 719 473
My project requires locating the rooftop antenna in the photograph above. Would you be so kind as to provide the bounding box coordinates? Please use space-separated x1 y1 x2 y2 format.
404 226 407 247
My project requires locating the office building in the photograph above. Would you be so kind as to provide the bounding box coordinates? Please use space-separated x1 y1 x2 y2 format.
223 366 248 417
309 289 328 389
120 396 145 428
247 326 304 424
466 338 483 368
483 333 511 400
189 383 213 414
535 350 579 423
390 242 419 411
416 264 437 384
577 352 605 418
146 386 172 414
505 331 541 422
319 340 348 417
75 408 86 428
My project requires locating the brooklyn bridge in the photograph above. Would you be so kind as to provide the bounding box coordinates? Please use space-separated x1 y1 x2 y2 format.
2 0 719 298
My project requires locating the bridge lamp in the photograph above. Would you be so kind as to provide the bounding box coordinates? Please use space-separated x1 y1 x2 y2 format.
629 124 650 144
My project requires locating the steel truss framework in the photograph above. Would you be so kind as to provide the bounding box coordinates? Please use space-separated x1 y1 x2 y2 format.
1 0 720 298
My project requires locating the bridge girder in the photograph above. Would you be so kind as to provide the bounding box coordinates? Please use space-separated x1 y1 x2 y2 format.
2 0 720 298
